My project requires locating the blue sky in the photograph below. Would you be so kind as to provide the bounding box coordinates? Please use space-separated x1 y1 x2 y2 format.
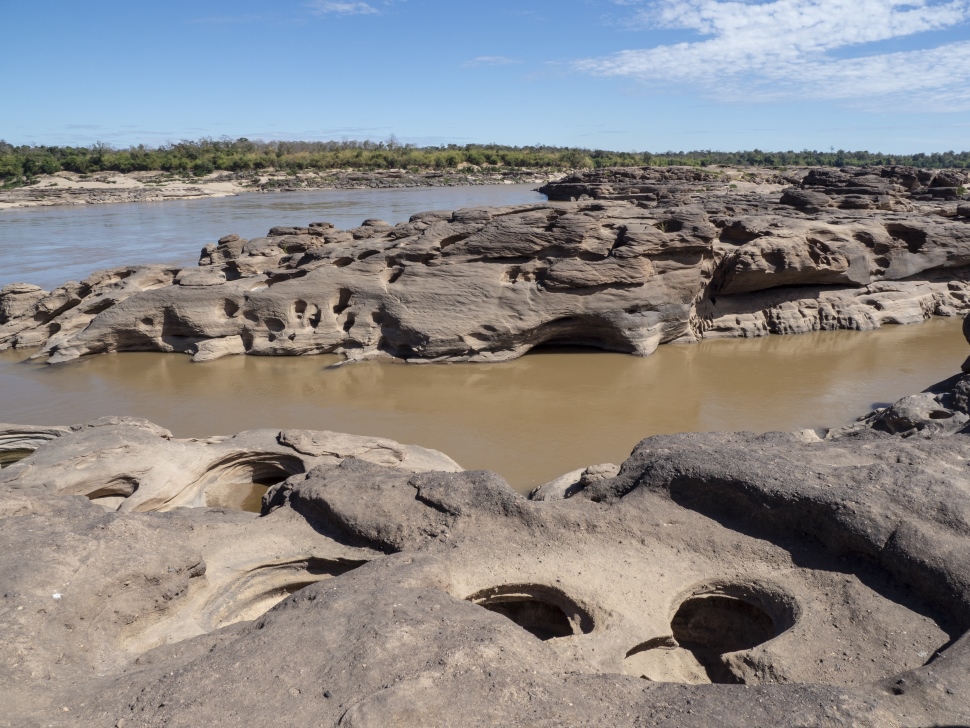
3 0 970 153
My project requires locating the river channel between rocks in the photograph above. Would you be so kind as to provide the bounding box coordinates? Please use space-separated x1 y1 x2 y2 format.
1 316 964 494
0 183 545 290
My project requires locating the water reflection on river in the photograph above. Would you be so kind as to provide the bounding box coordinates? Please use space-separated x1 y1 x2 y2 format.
0 317 963 492
0 184 544 290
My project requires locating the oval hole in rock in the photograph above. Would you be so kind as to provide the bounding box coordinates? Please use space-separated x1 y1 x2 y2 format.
467 584 593 640
264 317 286 333
624 583 795 684
332 288 352 315
342 312 356 333
672 594 777 676
204 455 305 512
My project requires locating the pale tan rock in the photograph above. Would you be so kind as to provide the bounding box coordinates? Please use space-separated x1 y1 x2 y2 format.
191 335 247 362
0 420 461 513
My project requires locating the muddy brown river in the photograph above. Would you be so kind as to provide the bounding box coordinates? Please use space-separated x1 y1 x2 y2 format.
1 317 964 493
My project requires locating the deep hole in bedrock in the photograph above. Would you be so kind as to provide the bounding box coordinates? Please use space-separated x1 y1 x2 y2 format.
671 595 777 684
481 599 574 640
468 585 593 641
204 457 304 512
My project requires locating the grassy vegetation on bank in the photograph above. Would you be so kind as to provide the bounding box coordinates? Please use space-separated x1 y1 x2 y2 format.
2 138 970 187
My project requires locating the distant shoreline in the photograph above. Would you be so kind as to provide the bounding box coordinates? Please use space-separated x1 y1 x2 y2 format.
0 168 559 211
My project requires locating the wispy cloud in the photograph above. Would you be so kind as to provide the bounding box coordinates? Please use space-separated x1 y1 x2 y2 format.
308 1 379 15
462 55 521 67
578 1 970 110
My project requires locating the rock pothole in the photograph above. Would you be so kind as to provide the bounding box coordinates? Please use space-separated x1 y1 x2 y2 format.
624 582 797 685
203 454 304 511
467 584 594 641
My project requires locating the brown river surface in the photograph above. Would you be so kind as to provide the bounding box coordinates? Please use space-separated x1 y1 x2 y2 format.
1 317 964 493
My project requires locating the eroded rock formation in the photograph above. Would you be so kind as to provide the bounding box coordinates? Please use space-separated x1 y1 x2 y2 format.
4 323 970 725
2 166 970 365
0 417 460 512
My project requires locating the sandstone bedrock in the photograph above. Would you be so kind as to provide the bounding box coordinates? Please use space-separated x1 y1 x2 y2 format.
2 165 970 364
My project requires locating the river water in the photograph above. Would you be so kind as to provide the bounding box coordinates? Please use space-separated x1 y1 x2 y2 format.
0 185 967 493
0 184 546 290
0 318 964 492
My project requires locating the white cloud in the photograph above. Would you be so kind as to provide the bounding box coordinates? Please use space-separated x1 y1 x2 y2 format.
579 0 970 109
463 56 521 67
308 1 379 15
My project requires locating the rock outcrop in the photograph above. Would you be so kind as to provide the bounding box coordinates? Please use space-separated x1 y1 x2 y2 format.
539 164 967 208
0 422 70 466
0 168 556 210
4 321 970 724
0 417 460 512
1 166 970 365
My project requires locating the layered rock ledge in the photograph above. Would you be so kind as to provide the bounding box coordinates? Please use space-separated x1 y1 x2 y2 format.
3 334 970 725
0 168 555 210
1 165 969 364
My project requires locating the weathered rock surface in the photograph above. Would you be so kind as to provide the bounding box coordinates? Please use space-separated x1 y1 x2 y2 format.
0 418 460 512
4 350 970 724
539 164 968 209
0 168 555 210
2 166 970 365
0 422 70 465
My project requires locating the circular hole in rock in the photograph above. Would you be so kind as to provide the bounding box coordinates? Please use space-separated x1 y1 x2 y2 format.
672 595 777 655
624 582 797 684
204 455 305 512
264 317 286 333
467 584 593 640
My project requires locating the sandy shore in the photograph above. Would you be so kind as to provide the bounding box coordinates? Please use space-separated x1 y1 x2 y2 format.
0 168 559 210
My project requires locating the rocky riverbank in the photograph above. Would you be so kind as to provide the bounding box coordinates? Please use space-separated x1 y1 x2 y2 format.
2 165 969 364
2 319 970 726
0 168 558 210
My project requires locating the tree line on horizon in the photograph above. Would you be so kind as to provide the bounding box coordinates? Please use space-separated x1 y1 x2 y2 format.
2 138 969 186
